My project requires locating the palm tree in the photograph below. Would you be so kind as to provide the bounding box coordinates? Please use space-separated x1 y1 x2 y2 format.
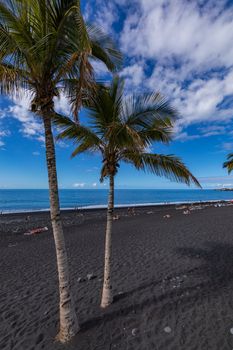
223 154 233 174
0 0 121 342
56 77 201 308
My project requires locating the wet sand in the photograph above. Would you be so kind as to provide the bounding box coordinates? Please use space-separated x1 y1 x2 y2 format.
1 203 233 349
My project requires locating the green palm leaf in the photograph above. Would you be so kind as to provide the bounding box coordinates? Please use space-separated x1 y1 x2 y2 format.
88 25 123 72
223 153 233 174
54 114 103 156
122 152 201 187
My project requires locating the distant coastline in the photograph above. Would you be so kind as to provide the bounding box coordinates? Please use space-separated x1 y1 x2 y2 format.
217 188 233 191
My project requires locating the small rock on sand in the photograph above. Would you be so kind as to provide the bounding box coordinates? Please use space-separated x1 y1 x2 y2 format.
77 277 86 283
87 273 97 281
8 243 17 247
164 326 172 333
132 328 139 336
163 214 171 219
176 205 187 210
183 210 190 215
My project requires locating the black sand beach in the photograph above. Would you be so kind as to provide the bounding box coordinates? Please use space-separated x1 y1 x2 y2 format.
1 204 233 349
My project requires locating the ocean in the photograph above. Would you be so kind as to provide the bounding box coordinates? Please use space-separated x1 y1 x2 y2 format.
0 189 233 213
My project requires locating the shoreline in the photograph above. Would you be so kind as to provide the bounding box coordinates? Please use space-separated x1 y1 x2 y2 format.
1 198 233 215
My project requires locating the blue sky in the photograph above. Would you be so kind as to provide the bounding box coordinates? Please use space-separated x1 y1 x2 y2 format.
1 0 233 189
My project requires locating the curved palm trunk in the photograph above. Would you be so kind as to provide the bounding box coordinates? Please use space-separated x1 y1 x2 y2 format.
101 174 114 308
43 114 79 342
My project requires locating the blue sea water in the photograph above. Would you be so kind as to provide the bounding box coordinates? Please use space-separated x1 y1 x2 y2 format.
0 189 233 213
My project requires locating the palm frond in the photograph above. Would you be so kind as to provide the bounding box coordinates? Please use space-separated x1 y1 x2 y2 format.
122 152 201 187
223 153 233 174
70 140 99 157
0 62 29 94
0 1 34 50
88 24 122 72
138 117 174 144
122 92 178 126
54 114 103 155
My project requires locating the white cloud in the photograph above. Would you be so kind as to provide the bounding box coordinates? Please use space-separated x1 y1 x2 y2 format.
222 142 233 151
0 128 10 148
32 151 40 156
73 183 85 188
55 139 69 148
91 60 110 79
54 93 71 116
92 182 97 187
130 62 233 136
7 90 71 144
85 0 119 35
120 63 145 87
113 0 233 139
9 90 44 142
121 0 233 71
36 135 45 143
86 166 99 173
174 132 200 142
174 122 231 141
0 130 9 137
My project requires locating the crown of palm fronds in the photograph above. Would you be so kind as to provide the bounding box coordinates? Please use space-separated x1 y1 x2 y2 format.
0 0 122 117
55 76 201 188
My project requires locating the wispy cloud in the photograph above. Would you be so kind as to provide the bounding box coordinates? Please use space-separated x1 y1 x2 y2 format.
174 124 230 142
5 90 71 145
84 0 120 35
198 175 233 188
9 91 44 142
174 132 200 142
222 142 233 151
32 151 40 156
0 128 10 148
91 0 233 139
121 0 233 70
86 166 99 173
0 140 5 148
73 182 85 188
54 93 71 116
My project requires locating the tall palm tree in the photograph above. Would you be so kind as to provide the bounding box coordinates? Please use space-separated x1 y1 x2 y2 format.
0 0 121 342
56 77 201 308
223 154 233 174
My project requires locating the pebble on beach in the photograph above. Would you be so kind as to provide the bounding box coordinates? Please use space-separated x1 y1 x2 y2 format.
163 214 171 219
132 328 139 336
77 277 86 283
87 273 97 281
164 326 172 334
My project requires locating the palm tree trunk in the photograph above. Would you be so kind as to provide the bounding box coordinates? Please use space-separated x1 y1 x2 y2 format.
43 114 79 342
101 173 114 308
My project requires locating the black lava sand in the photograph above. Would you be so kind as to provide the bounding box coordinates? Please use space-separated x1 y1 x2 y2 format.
1 204 233 350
